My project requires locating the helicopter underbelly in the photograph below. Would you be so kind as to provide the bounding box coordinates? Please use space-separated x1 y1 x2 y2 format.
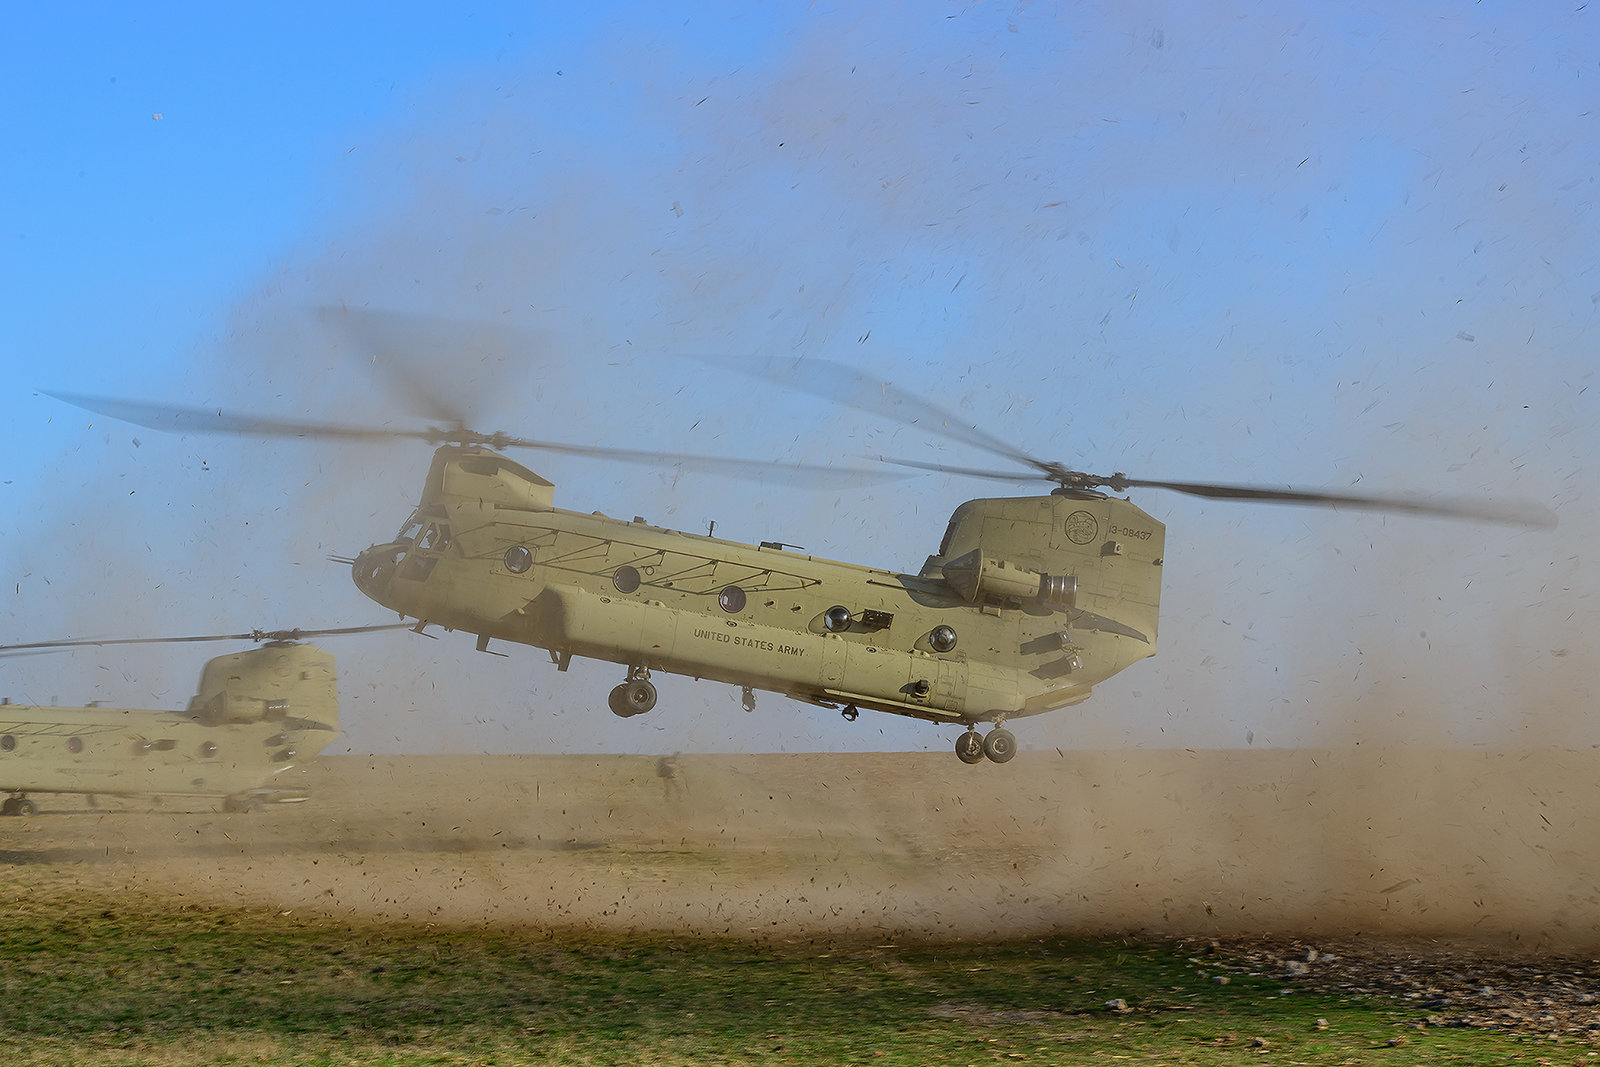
543 587 1039 723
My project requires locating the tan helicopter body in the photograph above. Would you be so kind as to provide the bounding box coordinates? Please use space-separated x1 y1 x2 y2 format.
45 337 1552 766
0 643 341 815
352 446 1166 763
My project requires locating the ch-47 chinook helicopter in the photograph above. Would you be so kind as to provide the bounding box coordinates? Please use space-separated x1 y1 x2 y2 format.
48 352 1555 766
0 625 405 814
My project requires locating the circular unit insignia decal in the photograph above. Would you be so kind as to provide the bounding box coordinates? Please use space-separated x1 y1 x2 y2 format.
1064 510 1099 546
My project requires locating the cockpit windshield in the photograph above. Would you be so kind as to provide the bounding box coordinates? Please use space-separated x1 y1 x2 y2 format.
395 510 424 544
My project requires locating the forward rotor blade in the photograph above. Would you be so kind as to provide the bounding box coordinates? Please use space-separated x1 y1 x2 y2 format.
875 455 1044 482
45 392 429 445
693 356 1047 473
45 391 901 486
0 623 414 656
1 634 256 654
495 435 912 489
252 623 418 641
1119 477 1558 527
317 305 544 429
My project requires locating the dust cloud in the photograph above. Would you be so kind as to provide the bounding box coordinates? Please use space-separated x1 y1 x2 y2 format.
6 4 1595 955
7 749 1596 950
12 5 1591 757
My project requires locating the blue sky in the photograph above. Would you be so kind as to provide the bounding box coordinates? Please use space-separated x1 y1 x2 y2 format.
3 2 1595 755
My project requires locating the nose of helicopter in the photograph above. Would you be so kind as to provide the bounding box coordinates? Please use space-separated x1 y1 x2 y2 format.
351 542 407 604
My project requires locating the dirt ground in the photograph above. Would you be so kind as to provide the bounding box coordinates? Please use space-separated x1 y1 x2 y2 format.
0 748 1594 951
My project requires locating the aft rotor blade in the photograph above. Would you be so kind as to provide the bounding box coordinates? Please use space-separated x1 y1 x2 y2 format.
0 623 415 656
1120 477 1557 527
45 392 430 445
693 356 1048 473
495 435 911 489
882 456 1555 527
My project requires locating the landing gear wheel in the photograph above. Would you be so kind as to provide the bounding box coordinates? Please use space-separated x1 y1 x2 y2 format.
983 728 1017 764
955 731 985 765
607 685 631 717
623 679 658 715
12 799 36 817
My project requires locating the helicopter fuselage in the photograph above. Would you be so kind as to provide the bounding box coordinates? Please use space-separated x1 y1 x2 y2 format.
0 643 341 813
351 447 1165 734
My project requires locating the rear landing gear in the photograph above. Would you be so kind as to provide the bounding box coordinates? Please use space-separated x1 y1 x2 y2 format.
983 727 1017 764
955 726 1018 765
955 730 985 764
608 667 657 718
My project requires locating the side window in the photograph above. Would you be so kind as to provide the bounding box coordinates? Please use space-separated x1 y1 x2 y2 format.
418 524 452 552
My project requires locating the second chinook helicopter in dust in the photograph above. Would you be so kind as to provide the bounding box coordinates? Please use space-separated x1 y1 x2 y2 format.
0 625 406 814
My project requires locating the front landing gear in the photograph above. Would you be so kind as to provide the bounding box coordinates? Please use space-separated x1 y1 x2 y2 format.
1 796 37 817
608 666 657 718
954 726 1018 765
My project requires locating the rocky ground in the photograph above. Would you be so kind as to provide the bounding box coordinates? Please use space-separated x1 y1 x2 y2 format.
1 748 1596 1037
1198 936 1600 1045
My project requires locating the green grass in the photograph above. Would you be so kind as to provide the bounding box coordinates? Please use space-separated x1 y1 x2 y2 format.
0 874 1563 1065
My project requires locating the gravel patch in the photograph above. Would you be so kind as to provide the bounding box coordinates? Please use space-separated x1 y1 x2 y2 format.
1189 936 1600 1044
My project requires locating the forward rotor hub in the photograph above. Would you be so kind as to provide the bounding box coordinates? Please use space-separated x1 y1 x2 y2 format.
420 426 520 451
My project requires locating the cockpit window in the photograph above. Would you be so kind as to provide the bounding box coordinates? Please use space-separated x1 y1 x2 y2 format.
418 523 452 552
396 510 424 545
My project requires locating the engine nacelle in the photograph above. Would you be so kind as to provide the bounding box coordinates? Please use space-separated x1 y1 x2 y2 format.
941 550 1076 607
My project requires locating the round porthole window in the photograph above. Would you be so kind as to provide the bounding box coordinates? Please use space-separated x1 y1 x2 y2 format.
613 565 642 593
719 586 747 613
503 546 533 574
66 736 83 755
824 605 852 633
0 735 13 752
200 741 218 758
929 625 958 653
